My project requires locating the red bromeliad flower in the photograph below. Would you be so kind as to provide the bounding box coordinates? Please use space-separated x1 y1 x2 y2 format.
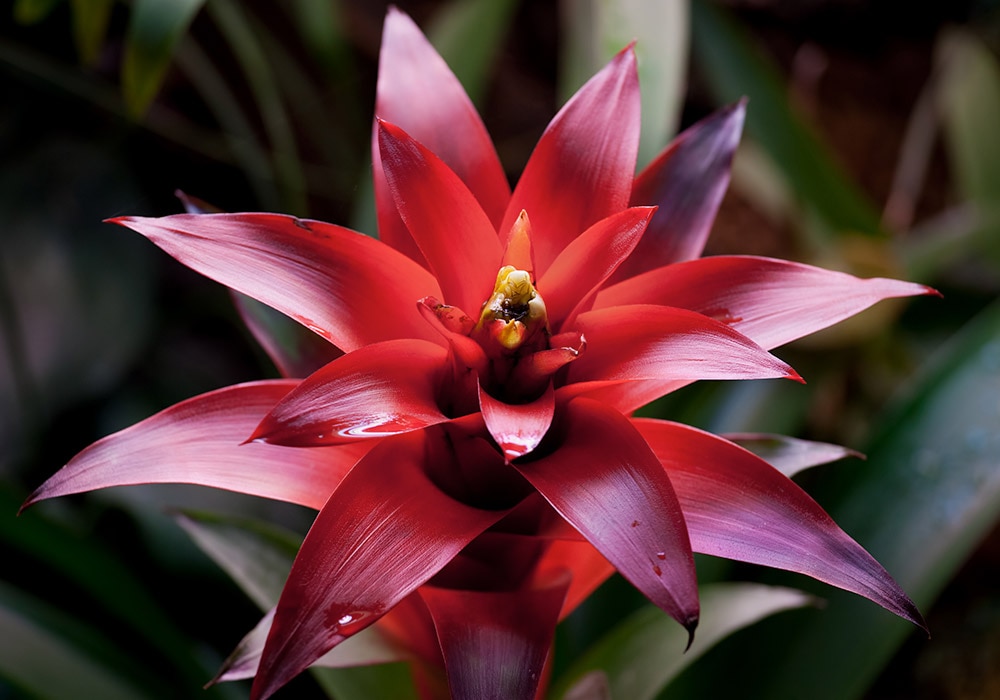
25 9 934 700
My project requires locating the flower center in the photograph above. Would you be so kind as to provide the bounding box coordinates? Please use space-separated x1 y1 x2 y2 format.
473 266 549 356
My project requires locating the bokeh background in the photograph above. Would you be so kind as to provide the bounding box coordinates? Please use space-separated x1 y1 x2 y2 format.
2 1 999 698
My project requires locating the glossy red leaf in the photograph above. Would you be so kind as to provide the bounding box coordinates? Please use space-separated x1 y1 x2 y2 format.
633 418 925 628
420 575 570 700
537 207 654 329
502 46 641 274
22 381 370 512
513 399 699 635
378 120 503 316
214 609 409 682
478 381 555 461
614 101 746 280
251 339 450 446
372 8 509 263
110 213 442 353
598 255 938 350
251 431 507 700
564 304 800 397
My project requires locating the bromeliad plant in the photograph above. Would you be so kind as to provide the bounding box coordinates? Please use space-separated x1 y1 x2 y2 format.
24 8 933 700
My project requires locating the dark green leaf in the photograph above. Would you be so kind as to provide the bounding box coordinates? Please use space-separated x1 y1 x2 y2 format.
561 0 689 165
122 0 206 117
690 0 882 237
552 583 815 700
0 581 157 700
428 0 519 106
69 0 113 66
757 298 1000 698
936 29 1000 206
13 0 64 24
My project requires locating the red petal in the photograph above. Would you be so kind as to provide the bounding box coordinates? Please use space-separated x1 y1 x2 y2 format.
213 609 409 682
251 431 506 700
110 213 442 353
536 540 615 620
598 255 939 350
634 418 925 628
615 101 746 280
372 8 510 262
479 382 555 461
564 304 799 394
420 576 569 700
508 335 585 391
378 120 503 316
538 207 654 330
502 47 641 274
232 292 342 379
513 399 699 634
251 339 450 446
23 381 370 512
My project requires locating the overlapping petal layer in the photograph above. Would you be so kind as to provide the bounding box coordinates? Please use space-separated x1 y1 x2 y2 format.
515 400 699 635
564 304 800 394
23 381 368 511
598 255 937 350
420 576 569 700
110 213 442 352
373 7 509 263
25 9 934 700
634 418 926 629
251 339 450 446
502 45 640 272
252 430 508 700
378 120 502 314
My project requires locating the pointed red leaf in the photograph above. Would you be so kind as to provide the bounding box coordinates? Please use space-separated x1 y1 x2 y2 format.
615 101 746 280
110 213 442 353
502 47 640 274
213 609 409 682
598 255 938 350
378 120 503 316
564 305 799 397
479 381 555 462
23 381 371 512
513 399 699 633
633 418 925 628
420 575 569 700
252 339 450 446
251 430 507 699
538 207 654 330
372 8 509 262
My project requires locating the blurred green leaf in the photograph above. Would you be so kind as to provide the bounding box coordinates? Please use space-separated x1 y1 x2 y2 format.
7 492 230 695
0 581 156 700
288 0 349 77
936 28 1000 206
69 0 113 66
207 0 306 214
561 0 689 165
552 583 814 700
757 298 1000 698
122 0 205 117
429 0 519 106
13 0 64 24
178 510 418 699
690 0 882 238
175 510 300 610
